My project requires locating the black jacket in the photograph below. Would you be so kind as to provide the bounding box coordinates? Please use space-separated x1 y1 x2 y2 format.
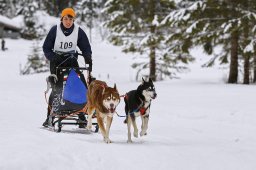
43 23 92 61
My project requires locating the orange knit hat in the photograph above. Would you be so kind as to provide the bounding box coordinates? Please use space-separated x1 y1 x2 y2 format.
61 8 76 18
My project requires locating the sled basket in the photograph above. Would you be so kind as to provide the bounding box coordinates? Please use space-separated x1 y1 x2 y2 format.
51 69 87 114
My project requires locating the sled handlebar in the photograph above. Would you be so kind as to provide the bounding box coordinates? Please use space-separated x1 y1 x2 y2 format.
55 52 92 72
77 53 92 72
56 67 89 71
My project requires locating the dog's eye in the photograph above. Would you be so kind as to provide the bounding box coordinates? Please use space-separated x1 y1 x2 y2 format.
149 86 155 91
112 97 116 100
107 97 111 100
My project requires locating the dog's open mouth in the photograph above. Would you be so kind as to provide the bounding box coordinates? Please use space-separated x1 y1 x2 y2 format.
108 107 116 113
151 94 157 99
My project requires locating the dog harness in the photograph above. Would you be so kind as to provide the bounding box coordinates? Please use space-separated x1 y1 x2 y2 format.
124 94 149 116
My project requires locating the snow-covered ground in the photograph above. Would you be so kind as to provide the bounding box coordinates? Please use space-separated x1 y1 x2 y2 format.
0 35 256 170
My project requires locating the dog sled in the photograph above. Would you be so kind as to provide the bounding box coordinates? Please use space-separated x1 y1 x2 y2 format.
44 53 98 133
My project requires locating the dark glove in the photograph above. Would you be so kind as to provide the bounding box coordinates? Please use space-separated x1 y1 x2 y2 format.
50 54 60 63
84 56 92 65
49 54 62 74
84 56 92 72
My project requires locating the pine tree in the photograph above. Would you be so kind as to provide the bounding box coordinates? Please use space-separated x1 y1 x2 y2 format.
21 40 49 75
75 0 100 42
43 0 78 17
253 51 256 83
160 0 202 79
76 0 99 24
104 0 176 81
164 0 256 84
19 0 46 40
203 0 256 84
0 0 16 17
239 0 256 84
0 0 7 16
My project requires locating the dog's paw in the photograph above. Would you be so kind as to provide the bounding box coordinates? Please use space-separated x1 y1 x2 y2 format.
104 138 112 144
133 131 138 138
127 139 133 143
140 131 147 136
86 125 92 131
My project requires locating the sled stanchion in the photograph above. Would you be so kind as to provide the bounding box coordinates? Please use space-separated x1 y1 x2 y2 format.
57 118 62 132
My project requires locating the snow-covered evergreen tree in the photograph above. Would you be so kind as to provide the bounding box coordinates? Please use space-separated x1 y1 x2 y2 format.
21 40 49 75
104 0 177 81
43 0 78 17
164 0 256 84
76 0 99 24
0 0 7 16
0 0 16 17
75 0 100 42
19 0 46 40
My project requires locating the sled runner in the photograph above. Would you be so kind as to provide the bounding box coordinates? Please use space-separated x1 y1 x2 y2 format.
44 53 98 132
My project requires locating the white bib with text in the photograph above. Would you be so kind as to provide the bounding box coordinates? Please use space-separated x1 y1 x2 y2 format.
53 23 79 53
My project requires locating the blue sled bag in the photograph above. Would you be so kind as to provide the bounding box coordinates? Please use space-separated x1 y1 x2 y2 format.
59 69 87 112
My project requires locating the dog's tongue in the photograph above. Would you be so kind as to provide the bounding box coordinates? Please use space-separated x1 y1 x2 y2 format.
109 108 115 113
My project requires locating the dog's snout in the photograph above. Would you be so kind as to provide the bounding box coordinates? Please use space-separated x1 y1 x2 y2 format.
110 103 114 108
153 93 157 99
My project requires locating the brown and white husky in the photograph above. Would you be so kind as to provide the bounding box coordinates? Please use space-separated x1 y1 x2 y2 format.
86 80 120 143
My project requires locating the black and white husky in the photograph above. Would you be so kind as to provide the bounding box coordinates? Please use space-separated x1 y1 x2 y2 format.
124 77 157 143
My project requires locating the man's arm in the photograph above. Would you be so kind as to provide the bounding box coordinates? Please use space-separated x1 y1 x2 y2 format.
43 25 57 61
77 27 92 61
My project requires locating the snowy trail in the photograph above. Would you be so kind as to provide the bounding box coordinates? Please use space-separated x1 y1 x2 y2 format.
0 38 256 170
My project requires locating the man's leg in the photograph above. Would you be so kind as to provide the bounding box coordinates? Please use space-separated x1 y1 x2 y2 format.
78 112 87 128
42 91 54 127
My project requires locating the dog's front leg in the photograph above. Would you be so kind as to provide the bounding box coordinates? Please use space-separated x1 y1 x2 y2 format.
131 116 138 138
105 116 113 143
97 113 111 143
86 113 93 131
97 114 107 142
127 115 133 143
140 115 149 136
86 107 94 131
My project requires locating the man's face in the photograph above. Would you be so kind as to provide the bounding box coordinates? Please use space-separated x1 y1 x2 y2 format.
62 15 74 28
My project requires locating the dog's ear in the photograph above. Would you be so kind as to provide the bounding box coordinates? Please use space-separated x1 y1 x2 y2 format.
149 78 153 83
102 87 105 95
142 77 146 84
113 83 119 93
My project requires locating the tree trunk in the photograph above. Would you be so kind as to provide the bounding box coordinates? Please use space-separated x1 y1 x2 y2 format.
228 31 239 83
243 54 250 84
243 4 250 85
149 0 156 81
254 53 256 83
149 44 156 81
